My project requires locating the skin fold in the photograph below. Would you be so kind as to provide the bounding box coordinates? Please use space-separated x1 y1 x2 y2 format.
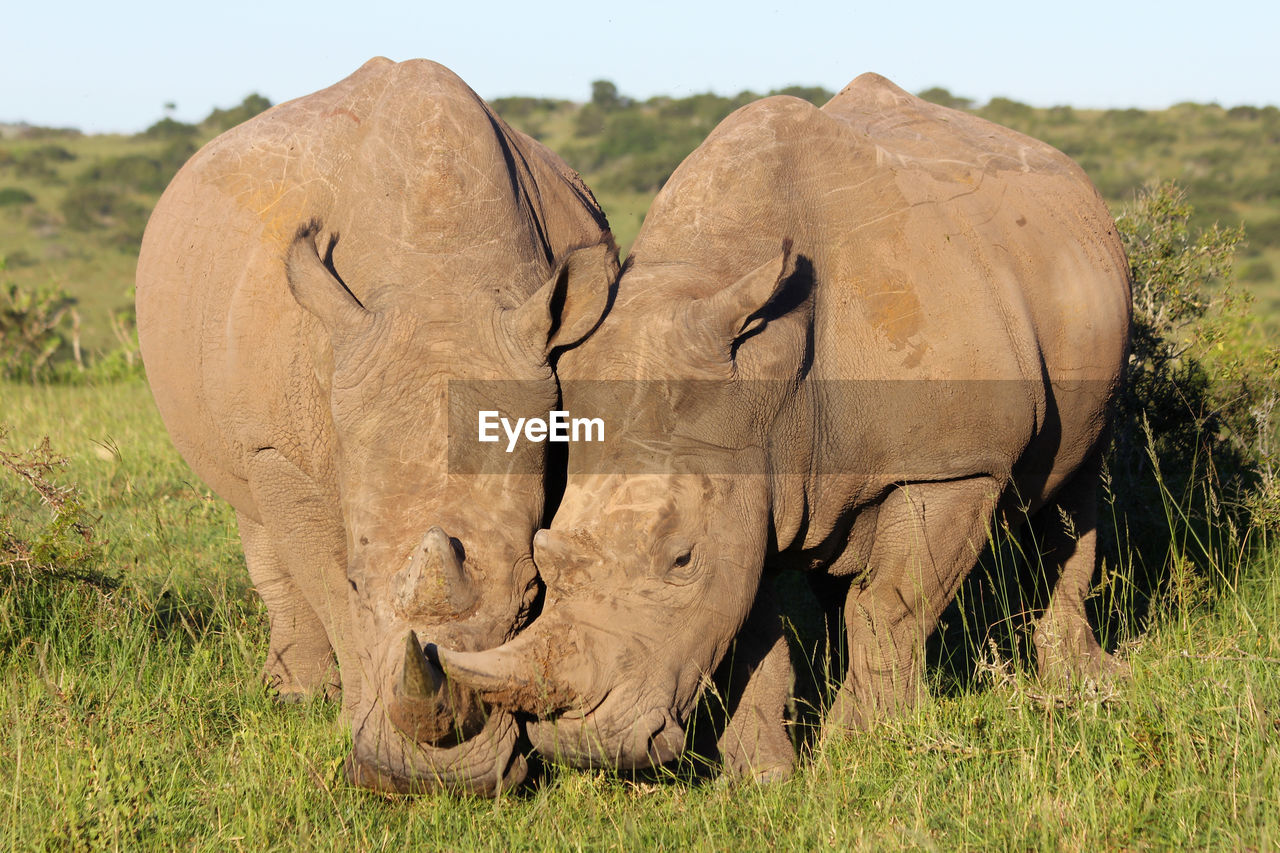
136 57 618 794
432 72 1132 781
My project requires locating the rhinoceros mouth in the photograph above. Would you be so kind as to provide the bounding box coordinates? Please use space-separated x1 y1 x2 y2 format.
347 700 527 795
525 703 687 770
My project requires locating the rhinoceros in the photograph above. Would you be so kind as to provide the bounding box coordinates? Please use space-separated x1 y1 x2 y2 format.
430 73 1132 779
136 58 618 794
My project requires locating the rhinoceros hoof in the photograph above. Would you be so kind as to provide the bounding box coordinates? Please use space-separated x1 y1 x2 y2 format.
715 760 794 787
749 762 795 784
1039 650 1129 688
1033 615 1128 688
264 677 341 706
720 738 797 783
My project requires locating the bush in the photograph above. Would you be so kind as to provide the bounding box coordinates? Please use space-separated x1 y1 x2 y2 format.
573 103 605 138
59 184 148 239
0 187 35 206
917 87 974 110
591 80 634 112
140 117 198 140
76 140 195 195
770 85 834 106
980 96 1035 124
1110 182 1279 566
490 96 566 121
6 146 75 182
200 93 272 133
1047 105 1077 124
0 274 77 382
1227 105 1260 121
0 427 103 589
0 263 144 383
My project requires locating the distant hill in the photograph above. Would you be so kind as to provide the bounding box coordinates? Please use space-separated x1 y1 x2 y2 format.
2 85 1277 356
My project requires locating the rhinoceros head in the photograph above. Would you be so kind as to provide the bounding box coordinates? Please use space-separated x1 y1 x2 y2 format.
286 221 617 790
426 244 813 768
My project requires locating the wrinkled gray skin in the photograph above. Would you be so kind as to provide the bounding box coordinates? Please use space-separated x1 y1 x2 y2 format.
136 58 617 794
433 73 1132 780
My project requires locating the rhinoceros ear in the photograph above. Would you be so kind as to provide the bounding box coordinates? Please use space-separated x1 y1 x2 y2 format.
285 221 372 336
694 239 807 345
507 242 618 357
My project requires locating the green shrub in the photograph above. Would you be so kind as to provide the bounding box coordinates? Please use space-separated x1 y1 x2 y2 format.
980 96 1035 123
75 139 195 197
770 85 834 106
0 275 77 382
591 79 627 111
1047 105 1077 123
1111 182 1279 568
78 153 170 194
573 103 605 137
0 427 104 589
0 263 144 383
200 93 272 133
59 184 148 238
490 96 567 122
140 116 198 140
0 186 34 206
917 87 974 109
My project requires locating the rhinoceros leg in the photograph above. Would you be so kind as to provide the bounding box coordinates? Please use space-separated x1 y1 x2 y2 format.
1031 452 1126 685
716 577 795 783
237 510 339 703
243 448 360 716
826 477 1001 733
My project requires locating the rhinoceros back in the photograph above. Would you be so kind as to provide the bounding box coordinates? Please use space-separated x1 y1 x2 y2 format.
624 72 1129 501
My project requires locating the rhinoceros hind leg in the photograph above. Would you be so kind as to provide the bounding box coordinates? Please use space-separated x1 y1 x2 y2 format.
237 510 340 703
1030 452 1127 686
826 477 1001 735
716 580 795 783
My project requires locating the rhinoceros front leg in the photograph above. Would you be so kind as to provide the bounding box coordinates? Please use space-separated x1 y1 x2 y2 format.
243 448 360 717
1031 451 1126 686
826 477 1001 734
716 576 795 783
237 510 340 703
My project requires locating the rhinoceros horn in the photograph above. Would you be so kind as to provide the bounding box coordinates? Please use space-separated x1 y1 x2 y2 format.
401 629 445 699
387 629 497 745
384 523 483 745
385 630 454 743
429 626 579 718
393 526 477 619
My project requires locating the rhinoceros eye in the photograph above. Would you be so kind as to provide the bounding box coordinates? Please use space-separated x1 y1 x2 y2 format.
663 547 697 586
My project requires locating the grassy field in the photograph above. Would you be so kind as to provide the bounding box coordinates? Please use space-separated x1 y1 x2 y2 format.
2 379 1278 850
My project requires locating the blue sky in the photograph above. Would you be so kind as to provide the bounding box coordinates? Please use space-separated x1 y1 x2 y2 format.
4 0 1276 133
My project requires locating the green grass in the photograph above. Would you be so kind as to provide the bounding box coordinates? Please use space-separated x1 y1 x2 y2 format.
1 377 1278 850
